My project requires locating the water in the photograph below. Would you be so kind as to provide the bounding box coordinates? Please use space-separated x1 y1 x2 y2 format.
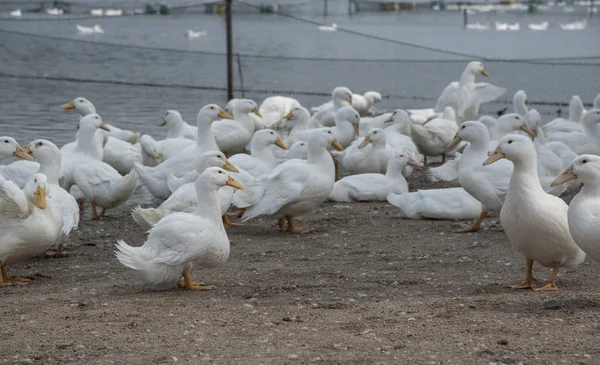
1 4 599 148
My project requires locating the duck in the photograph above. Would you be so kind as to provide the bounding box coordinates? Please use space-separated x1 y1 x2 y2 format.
159 109 198 141
213 99 261 156
542 95 585 135
60 114 110 192
139 110 195 165
228 129 287 177
134 104 233 199
68 116 138 219
409 106 457 164
449 120 514 232
434 61 505 121
0 137 39 188
545 108 600 155
329 153 422 202
350 91 382 116
258 96 301 129
342 128 390 175
284 106 312 147
131 151 239 230
387 187 482 220
115 167 244 290
552 154 600 263
286 141 308 161
513 90 529 117
0 173 62 285
483 134 585 291
23 140 79 256
225 99 265 132
311 87 353 127
238 129 343 233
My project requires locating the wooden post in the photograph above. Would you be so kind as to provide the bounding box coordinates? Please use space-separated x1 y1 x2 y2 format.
463 9 467 28
225 0 234 100
324 0 328 17
236 53 245 98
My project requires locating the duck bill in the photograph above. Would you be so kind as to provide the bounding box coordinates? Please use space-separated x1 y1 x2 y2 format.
100 123 111 132
252 107 262 119
223 160 239 173
159 119 167 127
384 115 394 124
483 147 505 166
34 187 47 209
13 146 34 161
481 69 489 77
408 157 423 169
358 135 371 149
331 139 344 151
520 122 536 138
218 109 234 120
524 99 530 105
225 175 244 190
275 138 287 150
155 153 164 163
353 124 359 137
551 168 577 187
283 111 294 121
61 101 76 111
447 135 462 150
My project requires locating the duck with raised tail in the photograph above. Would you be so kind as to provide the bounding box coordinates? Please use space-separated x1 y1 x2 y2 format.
552 153 600 263
0 173 62 285
483 134 585 291
115 167 244 290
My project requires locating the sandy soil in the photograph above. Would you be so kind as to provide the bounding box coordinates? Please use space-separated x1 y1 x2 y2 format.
2 169 600 365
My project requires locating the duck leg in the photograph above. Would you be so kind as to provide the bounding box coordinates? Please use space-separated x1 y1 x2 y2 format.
100 208 106 218
534 263 560 291
441 153 446 164
505 259 538 289
78 199 85 214
334 159 341 181
0 264 32 285
424 155 428 166
181 268 214 290
287 216 310 234
455 211 487 233
54 243 65 257
91 201 101 220
222 215 244 228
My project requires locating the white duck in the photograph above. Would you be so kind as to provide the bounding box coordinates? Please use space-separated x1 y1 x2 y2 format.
139 110 195 164
238 130 343 233
434 61 505 121
213 99 261 156
545 108 600 155
258 96 301 129
287 141 308 161
0 173 62 285
350 91 382 116
0 137 39 188
284 106 312 147
513 90 529 117
139 135 165 167
342 128 390 175
115 167 244 290
24 140 79 256
228 129 287 177
552 155 600 263
409 106 457 164
70 116 138 219
483 134 585 291
225 99 265 132
449 121 515 232
311 87 353 127
132 152 239 230
387 187 481 220
134 104 233 199
543 95 585 135
160 109 198 141
329 153 422 202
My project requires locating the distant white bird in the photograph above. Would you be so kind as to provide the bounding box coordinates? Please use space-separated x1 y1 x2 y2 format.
528 21 549 31
563 6 575 13
185 30 207 38
76 24 104 35
10 9 21 17
495 22 508 31
466 22 490 30
90 9 103 16
104 9 122 16
317 23 338 31
560 20 587 30
46 7 63 15
507 22 520 31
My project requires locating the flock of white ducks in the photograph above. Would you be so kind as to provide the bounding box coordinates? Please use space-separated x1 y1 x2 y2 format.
2 61 600 292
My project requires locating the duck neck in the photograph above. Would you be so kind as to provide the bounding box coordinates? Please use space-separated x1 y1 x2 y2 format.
385 163 406 180
569 100 583 123
461 137 489 168
459 70 476 87
166 119 185 138
196 116 219 151
250 141 276 167
233 111 256 134
514 101 528 117
36 156 61 185
75 127 102 158
509 155 544 194
580 182 600 197
291 115 310 133
335 120 354 142
194 181 224 229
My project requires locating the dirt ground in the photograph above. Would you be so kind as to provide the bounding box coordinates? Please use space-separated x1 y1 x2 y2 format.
2 169 600 365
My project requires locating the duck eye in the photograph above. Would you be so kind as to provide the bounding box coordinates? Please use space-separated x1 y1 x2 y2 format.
95 116 99 119
270 132 274 135
4 140 8 143
166 112 169 115
34 179 37 183
508 140 513 144
218 171 223 174
462 126 465 129
582 159 588 164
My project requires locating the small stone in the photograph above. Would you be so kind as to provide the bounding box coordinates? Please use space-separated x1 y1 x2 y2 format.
287 354 299 360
